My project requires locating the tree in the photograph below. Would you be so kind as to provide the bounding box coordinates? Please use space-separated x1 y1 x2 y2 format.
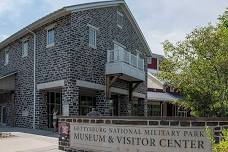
159 9 228 117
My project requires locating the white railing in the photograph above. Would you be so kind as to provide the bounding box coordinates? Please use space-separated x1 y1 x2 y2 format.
107 49 144 71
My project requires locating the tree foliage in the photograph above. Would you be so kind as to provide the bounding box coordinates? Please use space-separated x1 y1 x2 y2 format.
159 9 228 117
206 128 228 152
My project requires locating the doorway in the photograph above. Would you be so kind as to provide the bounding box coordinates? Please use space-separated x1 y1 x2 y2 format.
0 106 7 125
47 92 62 128
111 95 119 116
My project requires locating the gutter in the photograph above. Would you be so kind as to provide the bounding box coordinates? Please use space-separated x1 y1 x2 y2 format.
26 29 36 129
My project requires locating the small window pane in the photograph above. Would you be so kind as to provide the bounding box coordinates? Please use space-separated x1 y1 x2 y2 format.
89 27 97 48
117 11 123 28
47 28 54 45
22 41 28 57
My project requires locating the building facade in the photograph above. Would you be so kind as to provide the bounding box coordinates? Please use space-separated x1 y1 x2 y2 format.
147 53 186 117
0 0 151 129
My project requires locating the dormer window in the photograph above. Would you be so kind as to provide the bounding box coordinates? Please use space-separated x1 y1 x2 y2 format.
117 11 124 29
4 49 9 65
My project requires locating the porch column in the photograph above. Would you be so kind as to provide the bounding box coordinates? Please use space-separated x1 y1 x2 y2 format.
119 95 130 116
96 91 111 116
128 81 142 116
36 90 48 129
62 80 79 116
144 99 148 117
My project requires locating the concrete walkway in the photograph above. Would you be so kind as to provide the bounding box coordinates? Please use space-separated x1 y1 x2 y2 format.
0 127 63 152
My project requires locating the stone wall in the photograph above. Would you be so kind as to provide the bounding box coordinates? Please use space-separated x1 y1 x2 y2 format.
58 117 228 152
0 5 148 129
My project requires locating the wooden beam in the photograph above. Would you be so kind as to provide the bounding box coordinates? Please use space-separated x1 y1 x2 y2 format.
105 76 111 100
108 75 121 88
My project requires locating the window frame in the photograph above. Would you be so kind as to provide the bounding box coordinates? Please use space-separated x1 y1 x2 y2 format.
46 24 55 48
88 24 98 49
117 11 124 29
22 40 29 58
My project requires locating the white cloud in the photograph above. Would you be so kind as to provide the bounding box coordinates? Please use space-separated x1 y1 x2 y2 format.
41 0 104 11
128 0 228 55
1 0 228 55
0 0 32 18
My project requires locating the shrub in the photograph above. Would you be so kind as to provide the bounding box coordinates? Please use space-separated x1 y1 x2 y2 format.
206 128 228 152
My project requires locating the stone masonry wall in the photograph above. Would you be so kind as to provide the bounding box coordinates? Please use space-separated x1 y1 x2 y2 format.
0 5 148 128
58 117 228 152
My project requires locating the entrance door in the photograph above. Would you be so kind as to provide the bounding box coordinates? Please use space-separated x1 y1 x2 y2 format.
2 106 7 124
111 95 119 116
47 92 62 128
0 106 7 125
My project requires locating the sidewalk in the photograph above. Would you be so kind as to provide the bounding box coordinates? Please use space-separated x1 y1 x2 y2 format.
0 127 63 152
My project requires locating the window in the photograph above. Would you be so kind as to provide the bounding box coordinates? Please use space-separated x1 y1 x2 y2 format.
148 104 161 116
47 92 62 128
79 96 96 116
89 25 97 48
47 27 55 47
117 11 124 28
22 40 28 57
4 49 9 65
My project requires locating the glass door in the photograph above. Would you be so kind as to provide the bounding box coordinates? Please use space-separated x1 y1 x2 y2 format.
47 92 62 128
0 106 7 125
2 106 6 124
79 96 96 116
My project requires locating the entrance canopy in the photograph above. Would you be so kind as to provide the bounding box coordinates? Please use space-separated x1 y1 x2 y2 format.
0 72 16 93
147 91 181 102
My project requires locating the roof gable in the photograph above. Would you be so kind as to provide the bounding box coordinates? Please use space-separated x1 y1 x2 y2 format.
0 0 152 56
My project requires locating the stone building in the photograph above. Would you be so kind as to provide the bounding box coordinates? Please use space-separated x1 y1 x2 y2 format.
0 0 152 129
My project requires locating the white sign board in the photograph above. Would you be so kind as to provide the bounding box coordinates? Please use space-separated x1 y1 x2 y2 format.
70 123 211 152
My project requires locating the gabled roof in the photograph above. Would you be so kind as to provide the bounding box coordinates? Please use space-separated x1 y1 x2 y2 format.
0 0 152 56
148 72 164 85
147 91 181 102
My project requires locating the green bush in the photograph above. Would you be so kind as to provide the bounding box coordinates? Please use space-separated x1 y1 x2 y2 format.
206 128 228 152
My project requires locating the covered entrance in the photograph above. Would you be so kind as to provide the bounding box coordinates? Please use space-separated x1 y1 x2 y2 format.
0 72 16 126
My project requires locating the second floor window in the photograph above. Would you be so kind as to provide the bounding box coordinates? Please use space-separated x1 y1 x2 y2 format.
89 25 97 49
22 41 28 57
117 11 124 28
47 28 55 47
4 49 9 65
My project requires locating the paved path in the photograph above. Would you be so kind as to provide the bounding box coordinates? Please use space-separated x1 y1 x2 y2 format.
0 127 63 152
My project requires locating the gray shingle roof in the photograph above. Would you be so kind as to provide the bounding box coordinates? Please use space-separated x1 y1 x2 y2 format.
147 91 181 102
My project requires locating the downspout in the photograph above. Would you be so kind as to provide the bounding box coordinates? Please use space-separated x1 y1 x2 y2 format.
26 29 36 129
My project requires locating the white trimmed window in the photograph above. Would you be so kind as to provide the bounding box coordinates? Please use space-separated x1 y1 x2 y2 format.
88 25 97 49
22 40 28 57
47 27 55 47
117 11 124 28
4 49 9 65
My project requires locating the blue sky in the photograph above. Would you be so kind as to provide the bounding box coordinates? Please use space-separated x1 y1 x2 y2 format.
0 0 228 55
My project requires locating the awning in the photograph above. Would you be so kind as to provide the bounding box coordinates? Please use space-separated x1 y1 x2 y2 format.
147 91 181 102
0 72 16 92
